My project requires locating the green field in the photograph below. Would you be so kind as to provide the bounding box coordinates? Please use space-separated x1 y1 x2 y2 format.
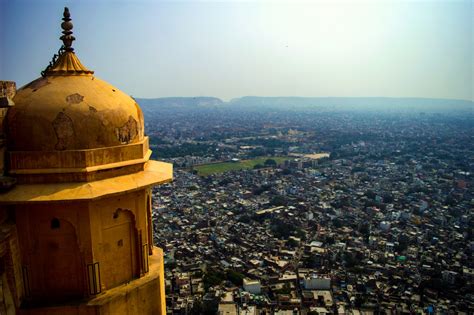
193 156 289 176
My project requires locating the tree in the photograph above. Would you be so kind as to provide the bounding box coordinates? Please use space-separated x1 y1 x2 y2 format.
383 193 394 203
270 195 287 206
189 300 203 315
365 190 376 200
274 282 292 295
332 218 343 228
264 159 277 167
282 168 292 175
226 270 245 286
344 253 358 268
253 184 271 195
271 220 293 239
203 269 225 291
165 261 177 270
303 255 317 268
359 223 370 237
238 214 251 224
287 238 299 248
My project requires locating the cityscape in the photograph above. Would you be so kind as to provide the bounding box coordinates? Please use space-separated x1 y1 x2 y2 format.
146 101 473 314
0 1 472 315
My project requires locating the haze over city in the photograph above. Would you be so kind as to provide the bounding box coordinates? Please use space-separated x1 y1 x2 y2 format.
0 1 473 314
1 0 472 101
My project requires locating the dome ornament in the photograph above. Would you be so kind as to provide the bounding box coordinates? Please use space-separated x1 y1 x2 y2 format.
60 7 75 52
40 7 93 77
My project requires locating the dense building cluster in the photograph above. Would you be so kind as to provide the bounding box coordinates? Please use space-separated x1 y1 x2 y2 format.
148 108 473 314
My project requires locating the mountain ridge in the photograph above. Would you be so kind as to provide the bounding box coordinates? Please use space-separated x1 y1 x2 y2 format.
135 96 473 112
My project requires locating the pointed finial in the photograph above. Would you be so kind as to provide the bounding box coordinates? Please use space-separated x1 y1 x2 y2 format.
60 7 75 52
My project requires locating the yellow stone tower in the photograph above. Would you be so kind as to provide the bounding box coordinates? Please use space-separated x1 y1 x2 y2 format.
0 8 172 314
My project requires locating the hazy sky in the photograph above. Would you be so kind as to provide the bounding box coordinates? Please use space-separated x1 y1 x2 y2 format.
0 0 472 101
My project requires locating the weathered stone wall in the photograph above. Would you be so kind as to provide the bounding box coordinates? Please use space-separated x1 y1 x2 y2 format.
0 82 20 315
0 81 15 182
0 81 16 99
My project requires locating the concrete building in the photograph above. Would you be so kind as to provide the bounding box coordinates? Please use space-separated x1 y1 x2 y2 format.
302 275 331 290
243 278 262 294
0 8 172 314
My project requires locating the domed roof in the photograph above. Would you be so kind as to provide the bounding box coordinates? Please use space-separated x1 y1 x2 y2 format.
9 75 144 151
7 8 144 151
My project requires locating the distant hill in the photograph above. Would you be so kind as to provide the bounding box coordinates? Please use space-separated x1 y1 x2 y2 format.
135 96 473 113
229 97 474 112
135 97 224 110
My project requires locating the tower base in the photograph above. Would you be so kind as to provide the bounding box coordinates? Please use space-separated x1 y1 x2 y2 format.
19 247 166 315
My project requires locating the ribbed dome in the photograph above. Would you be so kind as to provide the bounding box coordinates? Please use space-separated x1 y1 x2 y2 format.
7 73 144 151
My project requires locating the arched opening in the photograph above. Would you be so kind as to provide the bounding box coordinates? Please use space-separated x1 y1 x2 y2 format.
31 218 84 302
101 209 138 288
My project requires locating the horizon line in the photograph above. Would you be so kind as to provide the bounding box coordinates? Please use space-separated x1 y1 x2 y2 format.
134 96 474 103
